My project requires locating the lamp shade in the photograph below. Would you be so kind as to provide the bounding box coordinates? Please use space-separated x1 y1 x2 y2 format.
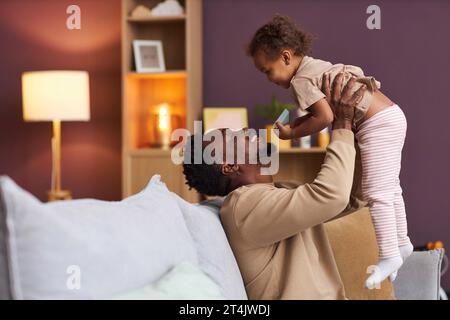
22 71 90 121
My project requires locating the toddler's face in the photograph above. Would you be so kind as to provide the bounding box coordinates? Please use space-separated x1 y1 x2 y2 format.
253 50 294 89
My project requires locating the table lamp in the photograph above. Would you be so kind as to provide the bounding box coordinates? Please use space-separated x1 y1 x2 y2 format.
22 71 90 201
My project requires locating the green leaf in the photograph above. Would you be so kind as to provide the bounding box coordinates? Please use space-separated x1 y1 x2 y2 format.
255 94 296 122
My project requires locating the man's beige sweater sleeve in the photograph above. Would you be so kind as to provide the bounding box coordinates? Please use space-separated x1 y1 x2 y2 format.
230 129 356 247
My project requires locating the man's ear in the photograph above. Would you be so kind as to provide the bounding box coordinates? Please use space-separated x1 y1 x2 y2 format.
281 50 291 66
221 163 240 176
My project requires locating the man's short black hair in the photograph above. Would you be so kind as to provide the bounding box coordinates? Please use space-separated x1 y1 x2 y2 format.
182 134 232 197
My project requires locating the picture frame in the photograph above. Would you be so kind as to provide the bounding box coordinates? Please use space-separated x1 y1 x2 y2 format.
203 107 248 134
133 40 166 73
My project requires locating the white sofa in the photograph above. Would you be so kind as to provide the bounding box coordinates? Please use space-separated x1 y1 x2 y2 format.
0 175 444 300
0 175 246 300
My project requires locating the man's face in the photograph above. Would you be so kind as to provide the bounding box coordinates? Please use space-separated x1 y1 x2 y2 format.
202 127 274 166
199 127 277 181
205 128 260 165
253 50 293 89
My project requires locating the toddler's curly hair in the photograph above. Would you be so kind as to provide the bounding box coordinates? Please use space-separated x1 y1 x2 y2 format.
247 14 313 60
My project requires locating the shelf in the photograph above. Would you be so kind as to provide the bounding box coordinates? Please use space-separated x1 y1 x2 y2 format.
127 147 327 157
278 147 326 154
127 71 187 79
127 15 186 23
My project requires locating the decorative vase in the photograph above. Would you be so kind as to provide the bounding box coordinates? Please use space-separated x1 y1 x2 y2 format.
318 127 330 148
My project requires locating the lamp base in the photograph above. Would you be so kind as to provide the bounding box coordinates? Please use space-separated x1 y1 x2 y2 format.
48 190 72 202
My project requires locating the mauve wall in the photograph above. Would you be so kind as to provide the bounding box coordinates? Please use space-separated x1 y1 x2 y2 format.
203 0 450 290
0 0 122 201
0 0 449 293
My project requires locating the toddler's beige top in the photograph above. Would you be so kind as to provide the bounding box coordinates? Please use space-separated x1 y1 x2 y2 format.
291 56 381 126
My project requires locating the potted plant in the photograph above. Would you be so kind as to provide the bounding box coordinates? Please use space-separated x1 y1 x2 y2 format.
255 94 295 149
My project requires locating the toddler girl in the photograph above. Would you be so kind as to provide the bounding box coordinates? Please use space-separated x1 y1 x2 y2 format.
247 15 413 288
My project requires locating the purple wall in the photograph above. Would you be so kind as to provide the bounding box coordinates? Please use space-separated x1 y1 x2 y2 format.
0 0 448 294
203 0 450 290
0 0 122 201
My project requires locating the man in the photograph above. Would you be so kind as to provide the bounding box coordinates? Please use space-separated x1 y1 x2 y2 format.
182 74 367 299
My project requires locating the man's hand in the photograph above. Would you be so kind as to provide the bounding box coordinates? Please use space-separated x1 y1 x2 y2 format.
321 72 367 130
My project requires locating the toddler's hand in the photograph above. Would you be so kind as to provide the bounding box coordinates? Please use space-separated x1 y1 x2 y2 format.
274 121 293 140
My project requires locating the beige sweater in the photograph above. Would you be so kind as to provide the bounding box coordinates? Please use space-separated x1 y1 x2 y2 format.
220 129 366 299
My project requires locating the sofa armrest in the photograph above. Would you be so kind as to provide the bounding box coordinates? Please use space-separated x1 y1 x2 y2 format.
394 249 445 300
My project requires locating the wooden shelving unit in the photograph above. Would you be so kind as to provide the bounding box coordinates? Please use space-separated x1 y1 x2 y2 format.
121 0 202 202
274 148 326 184
278 147 326 154
127 15 187 23
126 70 187 79
121 0 326 200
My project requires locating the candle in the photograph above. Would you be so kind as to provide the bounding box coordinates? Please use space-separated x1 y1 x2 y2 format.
158 103 171 149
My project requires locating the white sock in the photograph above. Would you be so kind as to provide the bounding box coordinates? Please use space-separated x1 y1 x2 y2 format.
365 255 403 289
389 271 398 282
399 242 414 261
388 242 414 282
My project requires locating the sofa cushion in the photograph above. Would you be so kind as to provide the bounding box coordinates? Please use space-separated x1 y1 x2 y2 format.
111 261 225 300
173 195 247 300
0 175 198 299
394 249 445 300
0 181 10 300
325 208 396 300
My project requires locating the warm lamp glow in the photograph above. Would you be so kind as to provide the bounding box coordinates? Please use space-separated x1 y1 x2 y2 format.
158 104 170 130
21 70 90 202
22 71 90 121
156 103 171 149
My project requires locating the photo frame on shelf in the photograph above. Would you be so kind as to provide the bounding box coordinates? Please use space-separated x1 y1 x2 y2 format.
203 108 248 134
133 40 166 73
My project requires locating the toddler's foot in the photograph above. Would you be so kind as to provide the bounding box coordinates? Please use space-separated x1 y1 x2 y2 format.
389 271 398 282
365 256 403 289
399 242 414 261
388 242 414 282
